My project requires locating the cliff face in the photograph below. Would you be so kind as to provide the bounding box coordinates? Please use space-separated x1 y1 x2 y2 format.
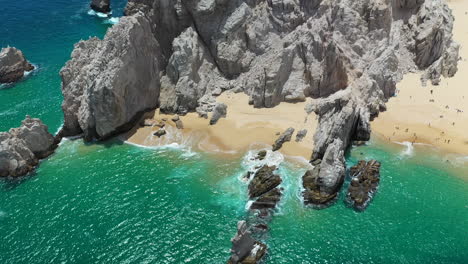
60 13 161 140
61 0 458 202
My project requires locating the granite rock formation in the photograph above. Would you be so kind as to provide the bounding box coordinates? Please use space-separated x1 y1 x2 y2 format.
60 13 161 141
62 0 459 149
0 47 34 84
90 0 111 13
346 160 381 211
0 116 58 178
303 139 346 206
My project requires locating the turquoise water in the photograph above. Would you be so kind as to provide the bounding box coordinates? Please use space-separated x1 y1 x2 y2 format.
0 0 127 132
1 1 467 263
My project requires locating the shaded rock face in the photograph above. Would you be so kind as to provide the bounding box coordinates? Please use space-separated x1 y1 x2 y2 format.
60 13 161 141
272 127 294 151
90 0 110 13
303 139 346 206
0 47 34 84
346 160 381 211
0 117 57 178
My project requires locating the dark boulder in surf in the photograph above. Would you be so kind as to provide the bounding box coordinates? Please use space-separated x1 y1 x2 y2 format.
90 0 111 14
346 160 381 211
227 221 267 264
248 165 282 199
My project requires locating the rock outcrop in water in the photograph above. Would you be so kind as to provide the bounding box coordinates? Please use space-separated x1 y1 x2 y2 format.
60 13 161 141
228 151 284 263
0 116 58 178
90 0 111 13
0 47 34 84
346 160 381 211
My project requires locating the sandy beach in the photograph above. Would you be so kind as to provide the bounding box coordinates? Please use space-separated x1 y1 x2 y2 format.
126 0 468 159
124 92 317 159
372 0 468 155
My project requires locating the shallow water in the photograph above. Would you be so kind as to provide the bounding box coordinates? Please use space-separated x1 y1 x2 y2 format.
1 1 467 263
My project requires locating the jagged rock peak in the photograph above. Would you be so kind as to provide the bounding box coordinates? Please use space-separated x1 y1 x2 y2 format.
0 116 58 178
0 47 34 84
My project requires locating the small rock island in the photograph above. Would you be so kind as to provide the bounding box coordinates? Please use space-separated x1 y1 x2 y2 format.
0 47 34 84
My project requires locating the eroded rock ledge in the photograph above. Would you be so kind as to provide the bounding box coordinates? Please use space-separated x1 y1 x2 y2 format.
0 116 59 178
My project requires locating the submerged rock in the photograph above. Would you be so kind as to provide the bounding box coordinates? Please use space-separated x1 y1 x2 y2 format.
346 160 381 211
0 116 58 178
60 13 161 141
272 128 294 151
0 47 34 84
90 0 110 13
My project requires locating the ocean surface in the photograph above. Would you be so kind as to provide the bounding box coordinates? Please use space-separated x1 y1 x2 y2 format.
1 1 467 263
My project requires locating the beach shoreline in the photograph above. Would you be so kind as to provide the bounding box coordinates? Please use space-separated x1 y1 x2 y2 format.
124 92 318 160
371 0 468 156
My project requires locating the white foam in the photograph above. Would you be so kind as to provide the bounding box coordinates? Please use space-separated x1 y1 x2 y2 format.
0 211 6 218
395 141 414 157
103 17 120 25
87 10 111 18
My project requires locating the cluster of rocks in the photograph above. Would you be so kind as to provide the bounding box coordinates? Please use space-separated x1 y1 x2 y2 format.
140 115 184 138
346 160 381 211
0 116 59 178
90 0 111 13
228 151 283 263
0 47 34 84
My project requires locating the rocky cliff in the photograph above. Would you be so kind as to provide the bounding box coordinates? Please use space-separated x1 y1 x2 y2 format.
61 0 459 209
60 13 161 141
0 116 58 178
0 47 34 84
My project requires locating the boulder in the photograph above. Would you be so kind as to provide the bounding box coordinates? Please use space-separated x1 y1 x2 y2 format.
272 128 294 151
210 103 227 125
0 47 34 84
346 160 381 211
153 129 166 138
90 0 110 13
227 221 267 264
248 165 282 198
295 129 307 142
0 117 58 178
